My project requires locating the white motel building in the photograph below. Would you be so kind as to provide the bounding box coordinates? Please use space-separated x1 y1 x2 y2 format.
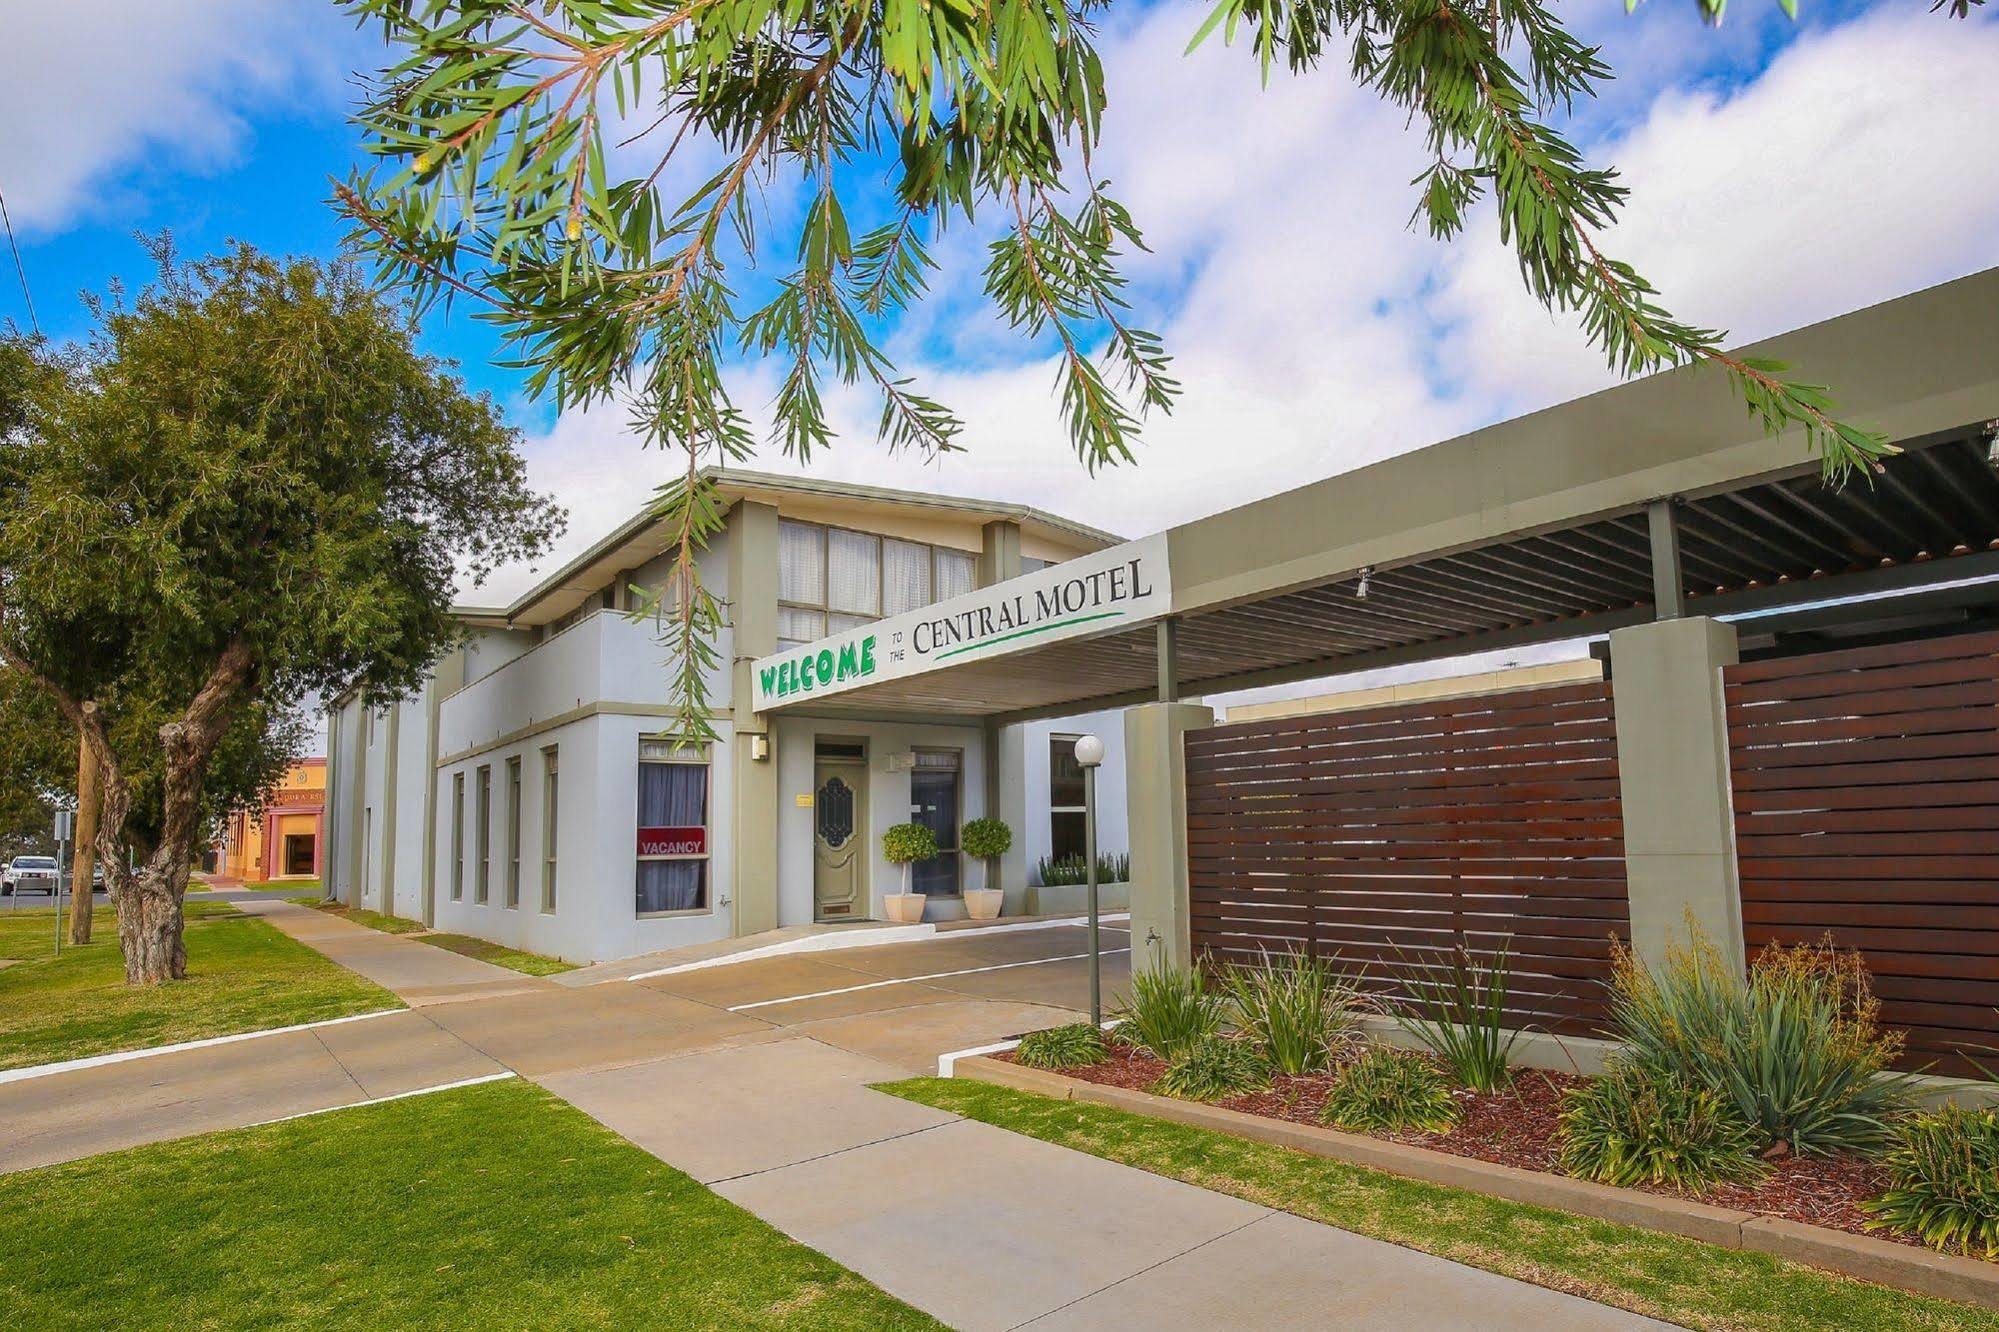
321 470 1140 964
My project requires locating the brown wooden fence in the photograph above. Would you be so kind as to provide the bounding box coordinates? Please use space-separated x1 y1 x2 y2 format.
1185 681 1629 1034
1725 629 1999 1073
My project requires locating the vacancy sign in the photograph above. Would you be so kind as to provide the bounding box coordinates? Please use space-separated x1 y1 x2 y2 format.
637 826 706 856
751 532 1172 712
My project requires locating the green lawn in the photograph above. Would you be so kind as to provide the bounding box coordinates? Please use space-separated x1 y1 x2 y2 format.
420 930 579 976
0 1079 940 1330
0 904 400 1071
311 902 426 935
882 1078 1998 1332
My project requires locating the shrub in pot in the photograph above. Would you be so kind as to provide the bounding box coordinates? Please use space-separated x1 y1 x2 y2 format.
960 816 1012 920
880 821 937 924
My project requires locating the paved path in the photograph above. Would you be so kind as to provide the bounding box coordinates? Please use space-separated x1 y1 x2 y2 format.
0 906 1662 1330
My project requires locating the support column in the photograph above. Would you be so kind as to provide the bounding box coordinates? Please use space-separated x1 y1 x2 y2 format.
728 499 781 935
979 519 1022 587
1124 700 1213 973
1609 615 1744 973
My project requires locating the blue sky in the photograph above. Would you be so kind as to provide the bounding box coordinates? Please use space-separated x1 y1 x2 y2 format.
3 0 1996 609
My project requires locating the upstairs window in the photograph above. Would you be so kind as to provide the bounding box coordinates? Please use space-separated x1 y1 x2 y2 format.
778 518 983 650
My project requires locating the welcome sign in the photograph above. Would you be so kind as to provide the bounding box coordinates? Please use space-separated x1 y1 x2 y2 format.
752 532 1171 711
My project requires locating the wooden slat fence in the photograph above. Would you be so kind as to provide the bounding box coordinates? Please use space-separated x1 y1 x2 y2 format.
1185 681 1629 1035
1726 628 1999 1073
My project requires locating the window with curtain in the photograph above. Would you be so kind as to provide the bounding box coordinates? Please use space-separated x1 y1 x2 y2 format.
637 741 710 914
936 548 978 601
778 518 992 646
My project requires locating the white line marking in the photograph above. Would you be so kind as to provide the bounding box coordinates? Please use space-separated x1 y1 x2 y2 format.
0 1008 405 1086
623 911 1130 983
248 1071 517 1126
726 948 1132 1012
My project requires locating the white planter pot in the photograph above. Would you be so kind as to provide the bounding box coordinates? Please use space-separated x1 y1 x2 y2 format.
884 892 927 924
963 888 1003 920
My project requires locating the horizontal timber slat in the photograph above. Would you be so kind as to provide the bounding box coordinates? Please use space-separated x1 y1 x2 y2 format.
1189 679 1626 1034
1726 632 1999 1068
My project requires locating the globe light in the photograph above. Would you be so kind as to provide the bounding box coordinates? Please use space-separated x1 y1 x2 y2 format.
1073 733 1106 768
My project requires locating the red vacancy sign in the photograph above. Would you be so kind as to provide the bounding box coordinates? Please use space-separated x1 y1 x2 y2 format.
637 826 706 857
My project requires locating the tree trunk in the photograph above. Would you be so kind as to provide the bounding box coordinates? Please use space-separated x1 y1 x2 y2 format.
68 731 98 945
115 862 188 984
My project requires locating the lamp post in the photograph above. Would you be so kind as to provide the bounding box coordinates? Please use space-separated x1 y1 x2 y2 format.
1072 733 1106 1028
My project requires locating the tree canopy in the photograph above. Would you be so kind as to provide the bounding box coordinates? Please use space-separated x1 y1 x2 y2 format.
0 241 562 979
335 0 1973 742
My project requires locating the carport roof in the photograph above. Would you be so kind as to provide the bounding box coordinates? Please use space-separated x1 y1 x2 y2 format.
759 267 1999 724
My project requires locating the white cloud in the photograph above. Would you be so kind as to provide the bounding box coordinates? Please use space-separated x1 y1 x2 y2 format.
0 0 357 233
487 3 1999 600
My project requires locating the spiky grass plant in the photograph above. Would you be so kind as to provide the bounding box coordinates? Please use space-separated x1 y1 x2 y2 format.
1557 1060 1765 1192
1319 1046 1459 1135
1220 949 1369 1076
1114 962 1225 1063
1864 1104 1999 1258
1014 1023 1107 1071
1609 934 1915 1157
1151 1035 1269 1101
1388 942 1522 1093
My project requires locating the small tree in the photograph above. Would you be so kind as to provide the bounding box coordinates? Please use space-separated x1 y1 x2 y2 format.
960 817 1013 895
881 822 938 897
0 242 561 983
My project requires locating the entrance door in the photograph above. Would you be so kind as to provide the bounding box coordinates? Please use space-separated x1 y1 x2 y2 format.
813 743 868 919
284 833 315 877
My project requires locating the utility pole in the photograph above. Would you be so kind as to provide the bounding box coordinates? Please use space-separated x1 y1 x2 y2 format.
68 731 98 944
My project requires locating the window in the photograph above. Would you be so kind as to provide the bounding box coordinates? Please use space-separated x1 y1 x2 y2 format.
541 747 559 913
636 739 710 914
776 518 983 650
450 773 465 901
1050 735 1088 862
909 749 962 896
474 766 491 904
505 756 523 909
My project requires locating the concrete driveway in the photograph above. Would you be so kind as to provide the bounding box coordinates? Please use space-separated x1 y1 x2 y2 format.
0 908 1660 1329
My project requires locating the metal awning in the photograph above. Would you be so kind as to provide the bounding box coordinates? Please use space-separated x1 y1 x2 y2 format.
756 268 1999 725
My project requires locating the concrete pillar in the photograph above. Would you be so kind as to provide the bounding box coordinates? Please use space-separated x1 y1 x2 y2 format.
979 520 1022 587
1608 615 1745 973
728 499 781 935
994 722 1030 914
1123 701 1213 973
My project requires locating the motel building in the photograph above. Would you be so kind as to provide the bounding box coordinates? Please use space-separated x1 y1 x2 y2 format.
322 472 1144 964
328 270 1999 1047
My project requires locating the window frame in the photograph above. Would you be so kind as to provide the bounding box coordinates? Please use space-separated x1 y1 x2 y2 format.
504 755 523 909
635 738 714 919
775 517 982 652
450 772 465 902
474 765 492 905
1049 733 1089 864
540 746 559 914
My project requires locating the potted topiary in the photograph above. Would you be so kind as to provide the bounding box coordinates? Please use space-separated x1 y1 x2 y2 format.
960 817 1012 920
881 821 937 924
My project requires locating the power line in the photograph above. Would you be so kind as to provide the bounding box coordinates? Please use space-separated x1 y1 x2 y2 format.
0 178 40 336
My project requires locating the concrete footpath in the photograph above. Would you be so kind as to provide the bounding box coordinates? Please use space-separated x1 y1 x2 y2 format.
0 904 1663 1330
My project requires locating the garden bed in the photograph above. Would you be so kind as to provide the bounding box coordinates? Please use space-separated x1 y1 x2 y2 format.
999 1041 1908 1248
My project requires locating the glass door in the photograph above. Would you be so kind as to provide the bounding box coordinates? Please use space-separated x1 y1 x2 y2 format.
908 749 961 895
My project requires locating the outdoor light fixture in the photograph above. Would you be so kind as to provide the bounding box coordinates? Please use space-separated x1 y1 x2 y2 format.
1984 420 1999 468
1073 734 1106 1028
1355 566 1374 600
749 733 770 763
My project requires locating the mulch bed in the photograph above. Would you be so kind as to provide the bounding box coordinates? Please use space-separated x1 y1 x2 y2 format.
997 1042 1905 1248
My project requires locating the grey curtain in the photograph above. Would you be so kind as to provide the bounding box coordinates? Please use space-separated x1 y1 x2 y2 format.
637 763 707 912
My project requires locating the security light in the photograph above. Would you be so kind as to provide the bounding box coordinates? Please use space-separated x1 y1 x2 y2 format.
1356 566 1374 599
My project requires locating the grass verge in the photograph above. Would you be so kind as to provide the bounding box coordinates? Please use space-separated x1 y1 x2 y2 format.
310 902 426 935
0 904 400 1071
0 1078 943 1330
880 1077 1997 1332
420 931 578 976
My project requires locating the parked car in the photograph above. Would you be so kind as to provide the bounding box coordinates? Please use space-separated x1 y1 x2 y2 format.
2 856 60 895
